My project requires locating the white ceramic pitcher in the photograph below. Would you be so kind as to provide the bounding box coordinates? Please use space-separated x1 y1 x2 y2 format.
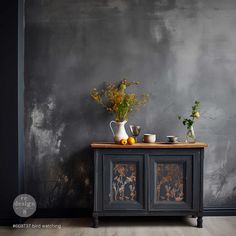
109 120 129 143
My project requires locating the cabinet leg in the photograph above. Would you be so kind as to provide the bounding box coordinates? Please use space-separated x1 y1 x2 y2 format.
93 215 99 228
197 216 203 228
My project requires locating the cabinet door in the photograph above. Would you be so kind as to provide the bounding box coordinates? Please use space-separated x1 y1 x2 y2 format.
149 152 198 211
103 154 145 211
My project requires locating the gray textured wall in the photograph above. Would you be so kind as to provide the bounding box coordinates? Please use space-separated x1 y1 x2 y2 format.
25 0 236 209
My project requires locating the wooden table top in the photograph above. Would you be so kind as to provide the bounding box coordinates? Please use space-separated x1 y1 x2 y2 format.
91 142 208 149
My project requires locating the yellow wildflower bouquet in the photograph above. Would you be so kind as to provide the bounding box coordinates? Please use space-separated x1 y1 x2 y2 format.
90 79 149 122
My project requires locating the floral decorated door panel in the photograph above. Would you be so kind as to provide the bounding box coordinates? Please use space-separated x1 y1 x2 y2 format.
149 154 195 210
103 155 145 210
156 163 184 202
112 163 137 201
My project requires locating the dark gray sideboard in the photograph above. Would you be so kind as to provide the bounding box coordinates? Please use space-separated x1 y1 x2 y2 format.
91 142 208 228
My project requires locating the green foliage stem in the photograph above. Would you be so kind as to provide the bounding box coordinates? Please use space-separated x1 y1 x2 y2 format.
178 100 200 130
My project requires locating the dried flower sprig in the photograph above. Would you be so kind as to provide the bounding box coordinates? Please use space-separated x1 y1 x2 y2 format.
90 79 149 122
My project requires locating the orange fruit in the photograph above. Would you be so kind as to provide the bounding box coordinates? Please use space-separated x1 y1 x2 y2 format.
127 137 136 145
120 139 127 145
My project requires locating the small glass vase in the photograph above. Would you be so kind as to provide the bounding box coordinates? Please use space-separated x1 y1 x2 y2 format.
186 126 196 143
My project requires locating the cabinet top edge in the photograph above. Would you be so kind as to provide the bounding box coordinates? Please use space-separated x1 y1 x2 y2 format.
91 142 208 149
